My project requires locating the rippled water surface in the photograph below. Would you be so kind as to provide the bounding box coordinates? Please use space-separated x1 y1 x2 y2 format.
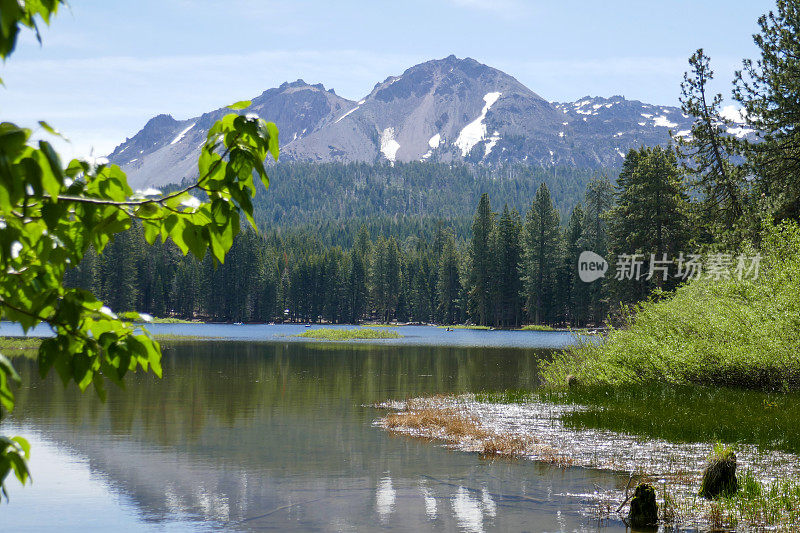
1 331 626 532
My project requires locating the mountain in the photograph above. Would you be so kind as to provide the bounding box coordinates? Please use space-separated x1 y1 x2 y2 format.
108 55 751 188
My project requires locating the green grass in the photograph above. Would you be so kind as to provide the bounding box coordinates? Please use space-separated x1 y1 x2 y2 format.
437 325 491 330
662 470 800 531
150 317 202 324
292 328 403 340
541 222 800 391
0 336 42 356
519 324 555 331
537 384 800 454
118 312 201 324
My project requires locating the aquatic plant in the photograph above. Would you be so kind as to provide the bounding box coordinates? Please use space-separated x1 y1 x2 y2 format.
293 328 403 340
519 325 555 331
699 443 738 499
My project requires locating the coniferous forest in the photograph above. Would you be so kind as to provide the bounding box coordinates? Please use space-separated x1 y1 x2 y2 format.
61 150 696 327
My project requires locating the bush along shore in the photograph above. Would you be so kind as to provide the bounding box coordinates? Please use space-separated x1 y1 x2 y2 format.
541 222 800 391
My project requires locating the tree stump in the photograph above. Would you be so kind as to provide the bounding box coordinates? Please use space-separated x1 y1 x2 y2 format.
699 449 738 499
628 483 658 528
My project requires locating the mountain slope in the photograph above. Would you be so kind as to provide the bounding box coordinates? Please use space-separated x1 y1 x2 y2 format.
108 55 749 188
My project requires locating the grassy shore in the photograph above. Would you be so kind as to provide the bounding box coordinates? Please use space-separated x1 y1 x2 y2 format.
436 325 491 330
0 336 41 356
293 328 403 340
541 222 800 390
519 324 555 331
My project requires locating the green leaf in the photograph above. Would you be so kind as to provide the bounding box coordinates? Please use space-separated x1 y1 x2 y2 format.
226 100 252 110
38 120 67 140
265 121 279 162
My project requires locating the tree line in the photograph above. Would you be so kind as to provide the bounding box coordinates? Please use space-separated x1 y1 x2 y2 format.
63 0 800 328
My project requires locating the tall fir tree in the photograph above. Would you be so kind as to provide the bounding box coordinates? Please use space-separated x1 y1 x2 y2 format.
468 193 495 326
436 231 461 325
606 146 693 303
495 205 523 327
521 184 562 324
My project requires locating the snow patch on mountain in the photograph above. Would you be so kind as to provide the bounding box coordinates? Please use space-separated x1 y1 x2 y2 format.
170 123 195 145
653 116 677 128
334 105 360 124
428 133 441 149
380 127 401 162
727 126 756 138
454 92 502 157
720 105 746 123
484 131 501 157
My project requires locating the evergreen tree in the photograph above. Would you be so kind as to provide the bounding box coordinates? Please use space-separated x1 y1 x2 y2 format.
468 193 495 326
495 205 523 327
581 175 614 324
562 206 587 326
679 49 747 240
734 0 800 220
606 146 693 302
436 232 461 325
521 184 561 324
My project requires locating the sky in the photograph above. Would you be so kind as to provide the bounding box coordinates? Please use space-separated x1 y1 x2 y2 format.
0 0 775 160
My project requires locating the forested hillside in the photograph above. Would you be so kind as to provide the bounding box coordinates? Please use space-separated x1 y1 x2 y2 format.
253 162 601 244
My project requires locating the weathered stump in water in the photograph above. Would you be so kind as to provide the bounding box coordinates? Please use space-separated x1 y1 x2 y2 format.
699 449 738 499
628 483 658 528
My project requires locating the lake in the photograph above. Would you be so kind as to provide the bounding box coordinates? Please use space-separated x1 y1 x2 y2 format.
0 325 626 532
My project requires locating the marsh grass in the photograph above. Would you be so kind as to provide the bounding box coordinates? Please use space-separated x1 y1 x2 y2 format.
0 336 41 356
541 222 800 391
660 471 800 532
519 325 555 331
537 384 800 454
381 404 573 462
293 328 403 340
437 324 492 330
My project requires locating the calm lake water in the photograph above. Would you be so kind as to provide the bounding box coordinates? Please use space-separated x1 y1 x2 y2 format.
1 325 625 532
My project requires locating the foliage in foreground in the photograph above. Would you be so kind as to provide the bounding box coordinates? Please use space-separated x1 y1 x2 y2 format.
541 222 800 390
0 3 279 499
292 328 403 340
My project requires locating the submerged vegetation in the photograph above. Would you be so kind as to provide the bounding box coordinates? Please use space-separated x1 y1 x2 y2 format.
292 328 403 341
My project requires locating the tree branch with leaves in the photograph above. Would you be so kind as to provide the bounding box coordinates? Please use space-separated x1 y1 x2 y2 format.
0 1 279 500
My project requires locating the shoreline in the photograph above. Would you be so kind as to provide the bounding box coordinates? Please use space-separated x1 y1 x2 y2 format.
375 394 800 531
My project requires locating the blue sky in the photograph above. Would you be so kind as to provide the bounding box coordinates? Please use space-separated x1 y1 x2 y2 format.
0 0 774 159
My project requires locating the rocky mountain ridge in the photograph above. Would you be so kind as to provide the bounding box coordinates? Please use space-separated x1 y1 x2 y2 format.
108 55 752 188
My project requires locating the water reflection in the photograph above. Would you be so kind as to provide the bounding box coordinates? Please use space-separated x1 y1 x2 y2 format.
3 341 626 531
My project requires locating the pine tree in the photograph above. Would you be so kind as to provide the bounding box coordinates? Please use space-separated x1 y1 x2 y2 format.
468 193 494 326
606 146 693 302
679 49 747 240
496 205 523 327
562 205 587 326
734 0 800 220
436 232 461 325
581 175 614 324
521 184 561 324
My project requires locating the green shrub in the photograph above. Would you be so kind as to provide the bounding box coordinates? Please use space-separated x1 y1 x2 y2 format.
541 222 800 390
